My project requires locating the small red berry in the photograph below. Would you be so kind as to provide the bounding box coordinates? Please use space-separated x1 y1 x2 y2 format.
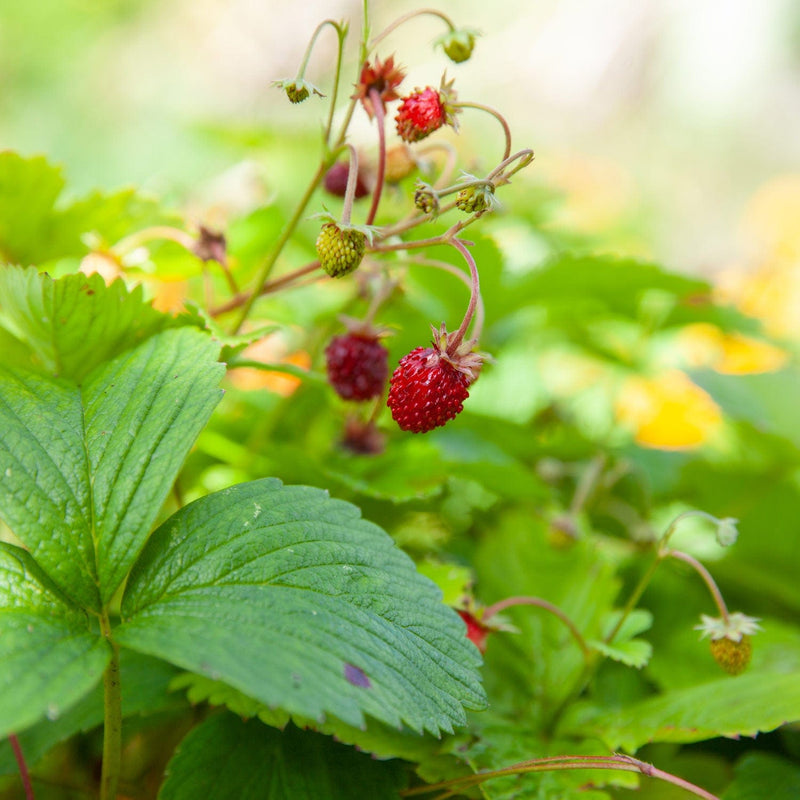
395 78 459 144
325 333 388 401
457 609 491 653
323 161 370 200
396 88 445 143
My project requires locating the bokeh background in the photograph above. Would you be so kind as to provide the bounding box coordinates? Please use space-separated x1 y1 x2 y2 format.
2 0 800 278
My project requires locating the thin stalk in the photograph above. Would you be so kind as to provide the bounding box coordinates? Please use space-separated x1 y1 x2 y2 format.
570 454 606 514
405 257 485 340
453 101 512 161
666 549 730 622
209 261 321 317
604 509 726 644
323 22 348 145
9 735 34 800
486 148 536 183
232 160 327 333
446 238 480 352
99 612 122 800
340 145 361 226
482 596 591 662
370 217 478 253
365 88 387 226
400 753 719 800
369 8 456 49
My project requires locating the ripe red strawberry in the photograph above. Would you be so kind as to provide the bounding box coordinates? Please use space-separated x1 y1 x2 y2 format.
325 332 388 401
387 326 484 433
395 78 459 143
316 223 367 278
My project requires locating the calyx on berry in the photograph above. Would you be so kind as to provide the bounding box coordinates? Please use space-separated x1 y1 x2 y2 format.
387 324 486 433
695 612 761 675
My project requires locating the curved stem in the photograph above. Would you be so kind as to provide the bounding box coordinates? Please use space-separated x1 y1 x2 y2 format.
483 596 591 662
365 88 387 226
418 141 459 189
99 612 122 800
405 257 485 340
400 753 719 800
9 735 34 800
604 509 727 645
486 148 536 183
666 550 730 622
453 101 512 162
369 8 455 50
341 145 360 226
370 216 478 253
446 238 480 352
323 22 348 145
296 19 342 78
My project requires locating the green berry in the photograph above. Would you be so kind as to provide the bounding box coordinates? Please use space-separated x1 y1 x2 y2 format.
456 184 494 215
316 223 367 278
414 185 440 215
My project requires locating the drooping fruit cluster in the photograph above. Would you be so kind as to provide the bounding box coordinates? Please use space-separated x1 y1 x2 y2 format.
395 80 458 143
325 332 388 401
316 223 367 277
387 328 483 433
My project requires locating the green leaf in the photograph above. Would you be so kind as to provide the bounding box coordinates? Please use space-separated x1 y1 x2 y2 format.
563 670 800 751
0 650 182 774
0 326 224 609
0 543 109 738
589 609 654 669
0 265 172 382
117 478 487 735
723 752 800 800
159 714 408 799
0 153 64 264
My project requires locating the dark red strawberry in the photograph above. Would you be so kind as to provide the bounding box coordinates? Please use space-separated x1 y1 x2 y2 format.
326 333 388 401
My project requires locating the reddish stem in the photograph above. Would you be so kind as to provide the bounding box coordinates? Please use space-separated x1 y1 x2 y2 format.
482 596 590 660
446 238 480 354
365 88 387 226
9 735 34 800
341 145 360 226
666 549 731 623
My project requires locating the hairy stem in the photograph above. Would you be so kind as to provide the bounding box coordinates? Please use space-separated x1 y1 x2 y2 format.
99 612 122 800
446 238 481 352
341 144 360 226
9 735 34 800
666 549 730 623
400 753 719 800
453 101 512 162
483 596 591 662
369 8 456 49
365 88 387 226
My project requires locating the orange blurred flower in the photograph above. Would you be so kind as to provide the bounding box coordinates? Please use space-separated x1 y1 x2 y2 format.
678 323 788 375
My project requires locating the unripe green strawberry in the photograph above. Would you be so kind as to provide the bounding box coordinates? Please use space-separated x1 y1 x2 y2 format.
710 636 752 675
414 184 440 215
438 30 478 64
316 223 367 278
456 184 495 215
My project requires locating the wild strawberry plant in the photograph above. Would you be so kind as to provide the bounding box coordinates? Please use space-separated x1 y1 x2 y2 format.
1 3 800 800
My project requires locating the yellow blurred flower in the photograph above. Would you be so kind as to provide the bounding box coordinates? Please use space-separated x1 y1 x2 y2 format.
615 370 722 450
716 175 800 339
678 323 789 375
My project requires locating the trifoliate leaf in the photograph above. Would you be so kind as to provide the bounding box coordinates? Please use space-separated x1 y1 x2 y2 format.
117 478 487 735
